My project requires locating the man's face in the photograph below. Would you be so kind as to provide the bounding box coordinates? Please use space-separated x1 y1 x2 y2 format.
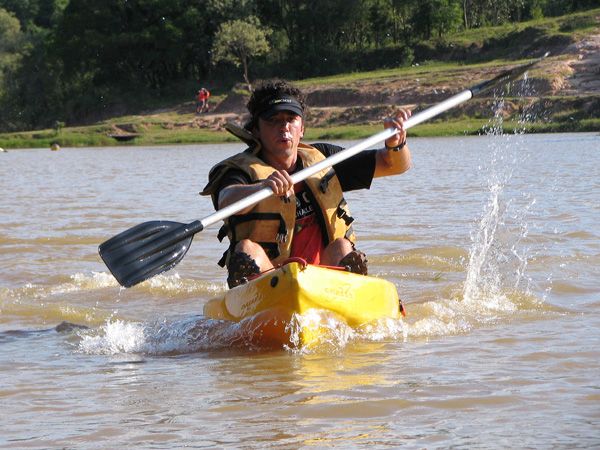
256 111 304 168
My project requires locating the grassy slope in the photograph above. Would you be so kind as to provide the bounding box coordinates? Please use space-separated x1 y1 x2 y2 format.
1 8 598 149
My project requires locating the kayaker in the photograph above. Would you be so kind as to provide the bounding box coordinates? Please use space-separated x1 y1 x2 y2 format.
202 79 411 288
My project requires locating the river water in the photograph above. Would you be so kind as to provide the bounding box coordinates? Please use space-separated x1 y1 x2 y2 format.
1 131 599 448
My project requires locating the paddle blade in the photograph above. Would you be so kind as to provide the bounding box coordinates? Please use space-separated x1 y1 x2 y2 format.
470 52 549 96
99 220 201 287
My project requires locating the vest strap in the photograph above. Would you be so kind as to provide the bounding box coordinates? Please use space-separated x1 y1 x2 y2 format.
336 199 355 226
319 168 336 193
217 224 229 242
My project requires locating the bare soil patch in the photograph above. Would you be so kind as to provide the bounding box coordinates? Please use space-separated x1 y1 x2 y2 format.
154 30 600 131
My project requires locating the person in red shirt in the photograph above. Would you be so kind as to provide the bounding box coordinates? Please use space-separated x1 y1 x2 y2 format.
202 79 411 288
196 88 210 113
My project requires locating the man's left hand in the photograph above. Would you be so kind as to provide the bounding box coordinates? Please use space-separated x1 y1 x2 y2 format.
383 109 411 149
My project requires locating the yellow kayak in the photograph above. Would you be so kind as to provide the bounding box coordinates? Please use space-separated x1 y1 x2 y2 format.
203 261 404 348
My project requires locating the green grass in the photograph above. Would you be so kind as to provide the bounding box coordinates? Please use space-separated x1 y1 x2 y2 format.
2 114 598 150
296 58 526 88
0 122 235 149
291 8 599 90
295 8 599 90
447 7 599 45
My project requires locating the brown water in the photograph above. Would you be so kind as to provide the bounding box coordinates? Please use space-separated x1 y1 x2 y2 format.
1 133 599 448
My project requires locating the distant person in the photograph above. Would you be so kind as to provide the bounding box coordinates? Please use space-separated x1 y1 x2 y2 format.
201 79 412 288
196 88 211 114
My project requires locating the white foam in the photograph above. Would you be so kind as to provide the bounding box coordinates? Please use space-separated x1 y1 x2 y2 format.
78 320 147 355
77 316 236 355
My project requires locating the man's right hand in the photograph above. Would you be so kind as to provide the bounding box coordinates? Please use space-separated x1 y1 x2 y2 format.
262 170 294 198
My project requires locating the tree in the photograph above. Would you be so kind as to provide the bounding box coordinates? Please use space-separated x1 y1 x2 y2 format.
211 16 271 91
0 7 24 126
413 0 462 39
0 7 21 55
0 0 37 28
0 0 67 29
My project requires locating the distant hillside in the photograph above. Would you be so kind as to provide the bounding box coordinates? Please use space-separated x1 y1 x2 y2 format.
1 9 599 149
194 10 600 134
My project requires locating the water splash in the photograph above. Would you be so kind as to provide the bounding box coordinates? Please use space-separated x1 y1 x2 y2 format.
77 317 220 355
463 77 541 310
78 320 148 355
395 77 555 339
76 310 410 356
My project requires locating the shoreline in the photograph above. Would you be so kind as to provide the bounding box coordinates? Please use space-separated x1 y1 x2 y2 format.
3 129 597 152
3 92 599 149
2 97 599 150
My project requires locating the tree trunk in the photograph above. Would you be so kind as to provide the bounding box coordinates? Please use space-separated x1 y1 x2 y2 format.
242 56 252 91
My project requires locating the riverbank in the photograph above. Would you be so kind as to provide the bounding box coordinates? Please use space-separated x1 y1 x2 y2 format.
1 11 599 150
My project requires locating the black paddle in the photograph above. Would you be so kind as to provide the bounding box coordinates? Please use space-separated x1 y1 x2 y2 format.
99 53 548 287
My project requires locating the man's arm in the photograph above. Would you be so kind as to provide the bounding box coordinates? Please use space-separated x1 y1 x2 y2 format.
374 145 411 178
313 109 412 184
374 109 412 178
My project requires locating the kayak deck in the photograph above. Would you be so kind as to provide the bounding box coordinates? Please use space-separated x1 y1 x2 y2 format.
203 262 402 348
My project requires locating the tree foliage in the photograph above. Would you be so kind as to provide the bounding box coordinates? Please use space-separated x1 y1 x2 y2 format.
0 7 22 54
211 16 271 90
0 7 22 106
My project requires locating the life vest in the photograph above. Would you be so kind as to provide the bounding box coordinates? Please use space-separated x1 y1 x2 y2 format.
201 142 356 267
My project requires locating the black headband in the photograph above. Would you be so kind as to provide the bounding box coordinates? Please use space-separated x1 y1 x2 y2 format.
255 95 304 119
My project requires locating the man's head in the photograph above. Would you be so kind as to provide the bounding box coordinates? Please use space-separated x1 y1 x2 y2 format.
245 79 307 131
245 80 307 170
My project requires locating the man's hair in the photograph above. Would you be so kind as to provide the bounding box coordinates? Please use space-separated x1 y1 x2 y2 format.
245 79 307 130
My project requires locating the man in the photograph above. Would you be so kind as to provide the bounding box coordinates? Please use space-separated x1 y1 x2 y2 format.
202 79 411 288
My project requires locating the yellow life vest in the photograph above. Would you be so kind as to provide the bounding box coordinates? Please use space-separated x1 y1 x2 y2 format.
201 143 356 266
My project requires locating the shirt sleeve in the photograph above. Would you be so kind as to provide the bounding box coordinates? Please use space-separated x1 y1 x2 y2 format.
218 169 251 189
210 169 252 209
311 142 377 191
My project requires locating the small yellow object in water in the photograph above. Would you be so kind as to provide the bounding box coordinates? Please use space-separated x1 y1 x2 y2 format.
50 143 60 151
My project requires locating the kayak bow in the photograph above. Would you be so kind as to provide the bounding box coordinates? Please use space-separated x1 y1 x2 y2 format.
204 261 403 348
